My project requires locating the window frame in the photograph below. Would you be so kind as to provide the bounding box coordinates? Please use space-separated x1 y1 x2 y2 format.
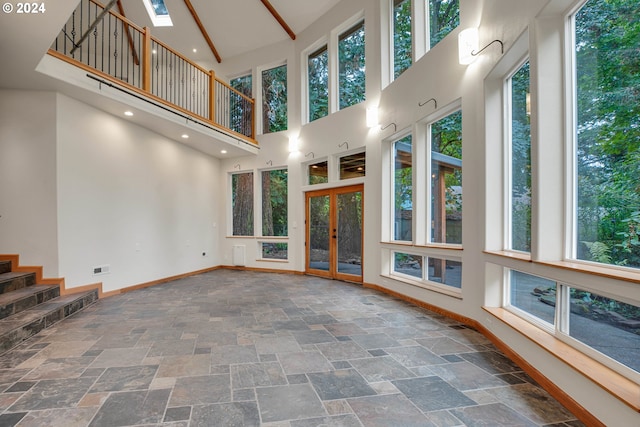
259 62 288 135
386 0 459 85
303 13 367 124
337 18 366 111
306 42 329 123
229 170 255 237
426 106 463 246
504 267 640 384
259 167 288 238
505 57 532 254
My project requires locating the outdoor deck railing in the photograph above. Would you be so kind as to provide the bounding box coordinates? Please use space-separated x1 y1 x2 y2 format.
49 0 256 142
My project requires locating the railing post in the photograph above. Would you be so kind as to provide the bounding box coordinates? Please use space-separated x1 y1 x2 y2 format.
142 26 151 92
209 70 215 124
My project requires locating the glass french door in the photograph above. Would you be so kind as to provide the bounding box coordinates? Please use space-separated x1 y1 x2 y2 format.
305 185 363 282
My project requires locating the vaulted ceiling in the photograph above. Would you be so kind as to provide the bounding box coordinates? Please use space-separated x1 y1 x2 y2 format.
119 0 342 68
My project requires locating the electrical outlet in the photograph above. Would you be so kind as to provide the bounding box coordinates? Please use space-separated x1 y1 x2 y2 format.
93 264 111 275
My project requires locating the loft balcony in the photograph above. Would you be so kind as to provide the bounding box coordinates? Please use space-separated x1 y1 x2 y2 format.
45 0 258 154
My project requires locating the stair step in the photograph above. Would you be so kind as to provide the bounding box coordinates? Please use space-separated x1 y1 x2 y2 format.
0 290 98 354
0 261 11 275
0 272 36 295
0 285 60 321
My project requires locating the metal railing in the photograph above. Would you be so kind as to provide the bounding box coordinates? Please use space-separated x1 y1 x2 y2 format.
50 0 256 142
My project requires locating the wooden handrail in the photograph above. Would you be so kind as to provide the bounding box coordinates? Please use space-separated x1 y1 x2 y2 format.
215 79 255 104
53 0 257 142
89 0 145 33
149 36 211 75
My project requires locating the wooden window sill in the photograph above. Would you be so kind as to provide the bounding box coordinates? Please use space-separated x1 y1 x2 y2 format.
483 306 640 412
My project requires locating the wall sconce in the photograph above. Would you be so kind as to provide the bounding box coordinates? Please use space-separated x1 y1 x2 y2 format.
288 136 299 153
366 107 379 128
458 28 504 65
339 141 349 150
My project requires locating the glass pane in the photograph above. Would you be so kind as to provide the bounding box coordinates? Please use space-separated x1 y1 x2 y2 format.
427 258 461 288
309 161 328 185
340 152 366 179
150 0 168 16
308 45 329 122
339 20 366 109
231 74 252 97
567 287 640 374
262 64 288 133
510 61 531 252
262 169 288 237
230 74 252 137
262 242 288 260
575 0 640 269
232 172 254 236
431 110 462 244
394 136 413 241
428 0 459 48
337 191 362 276
309 195 330 271
509 270 556 325
394 252 423 278
394 0 412 79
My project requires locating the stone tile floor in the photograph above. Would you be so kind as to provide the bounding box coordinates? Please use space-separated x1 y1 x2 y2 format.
0 270 585 426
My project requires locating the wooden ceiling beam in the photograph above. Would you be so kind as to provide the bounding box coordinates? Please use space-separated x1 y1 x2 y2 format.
260 0 296 41
116 0 140 66
183 0 222 63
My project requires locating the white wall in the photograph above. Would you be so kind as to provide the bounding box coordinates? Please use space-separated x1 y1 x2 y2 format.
56 94 221 292
0 90 59 275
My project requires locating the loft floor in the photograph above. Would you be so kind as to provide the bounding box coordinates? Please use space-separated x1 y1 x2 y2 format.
0 270 583 426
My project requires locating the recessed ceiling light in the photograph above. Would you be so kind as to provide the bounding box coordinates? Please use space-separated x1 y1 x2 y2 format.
220 150 227 154
124 111 133 116
181 134 189 139
152 49 157 54
192 48 197 53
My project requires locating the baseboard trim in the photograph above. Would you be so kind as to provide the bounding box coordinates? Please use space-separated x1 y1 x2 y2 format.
220 265 305 275
363 281 606 427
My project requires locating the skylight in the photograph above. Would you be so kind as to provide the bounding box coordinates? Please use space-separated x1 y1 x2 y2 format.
142 0 173 27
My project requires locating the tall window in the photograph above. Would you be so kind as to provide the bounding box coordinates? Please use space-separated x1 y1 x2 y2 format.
232 172 254 236
262 169 288 237
393 0 412 79
394 135 413 241
262 64 287 134
308 45 329 122
428 0 459 48
574 0 640 269
391 0 459 81
230 74 252 137
509 61 531 252
339 20 366 109
430 110 462 244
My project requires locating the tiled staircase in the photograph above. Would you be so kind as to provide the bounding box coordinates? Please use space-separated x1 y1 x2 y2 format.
0 260 98 354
